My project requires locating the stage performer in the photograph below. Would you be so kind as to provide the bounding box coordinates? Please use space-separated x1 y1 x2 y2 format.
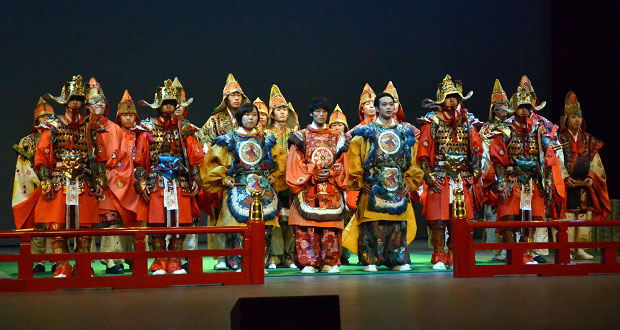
479 79 511 261
114 89 145 266
343 92 423 271
488 85 559 264
201 103 287 272
328 104 355 265
264 85 299 269
12 97 54 273
200 73 250 270
35 75 106 278
134 79 203 275
558 91 610 260
286 97 349 274
347 83 376 139
86 78 138 275
254 97 269 131
416 74 483 270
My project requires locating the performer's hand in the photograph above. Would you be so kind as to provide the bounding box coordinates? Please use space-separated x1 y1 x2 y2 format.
268 174 276 185
429 179 442 194
402 182 411 196
94 184 104 198
584 177 593 187
225 177 236 188
317 169 330 182
362 183 373 195
141 191 150 202
565 177 577 188
190 181 200 196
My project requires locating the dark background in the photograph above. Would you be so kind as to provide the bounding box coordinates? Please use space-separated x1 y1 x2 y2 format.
1 1 617 232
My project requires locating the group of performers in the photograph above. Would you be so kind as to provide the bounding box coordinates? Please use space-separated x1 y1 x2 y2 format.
11 73 610 278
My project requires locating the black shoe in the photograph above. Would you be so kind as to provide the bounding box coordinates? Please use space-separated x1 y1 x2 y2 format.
51 264 57 273
33 264 45 273
533 255 547 264
181 262 189 272
106 264 124 274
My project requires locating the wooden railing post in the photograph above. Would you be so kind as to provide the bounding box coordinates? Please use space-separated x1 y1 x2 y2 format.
247 220 265 284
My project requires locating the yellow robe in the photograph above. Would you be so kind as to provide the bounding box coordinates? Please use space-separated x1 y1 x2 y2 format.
342 135 424 255
200 132 287 227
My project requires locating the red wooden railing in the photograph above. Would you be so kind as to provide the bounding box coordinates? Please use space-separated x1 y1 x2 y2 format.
0 220 265 292
452 219 620 277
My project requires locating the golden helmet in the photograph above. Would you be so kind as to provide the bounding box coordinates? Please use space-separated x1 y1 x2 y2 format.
33 97 54 124
433 74 473 104
214 73 250 114
171 77 193 108
45 75 86 105
518 75 546 111
329 104 349 131
253 97 269 115
139 79 180 109
560 91 585 131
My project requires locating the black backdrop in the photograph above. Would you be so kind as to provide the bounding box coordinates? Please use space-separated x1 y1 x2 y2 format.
1 1 617 231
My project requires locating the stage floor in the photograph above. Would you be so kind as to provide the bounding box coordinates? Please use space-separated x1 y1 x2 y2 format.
1 241 618 329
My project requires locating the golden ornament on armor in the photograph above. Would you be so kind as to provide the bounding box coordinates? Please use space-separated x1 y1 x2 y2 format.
60 150 82 180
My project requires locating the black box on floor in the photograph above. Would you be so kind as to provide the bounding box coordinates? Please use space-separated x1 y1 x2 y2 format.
230 295 340 330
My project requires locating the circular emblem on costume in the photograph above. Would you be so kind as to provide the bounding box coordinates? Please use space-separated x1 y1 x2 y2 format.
381 167 401 192
499 149 505 156
245 174 263 194
44 147 50 154
117 181 125 188
423 140 429 147
378 131 401 154
311 147 334 168
238 140 263 166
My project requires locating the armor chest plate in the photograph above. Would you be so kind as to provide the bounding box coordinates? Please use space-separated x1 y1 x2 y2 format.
52 123 90 162
432 120 469 160
507 129 539 165
305 130 340 169
232 133 270 171
372 126 407 168
149 125 183 163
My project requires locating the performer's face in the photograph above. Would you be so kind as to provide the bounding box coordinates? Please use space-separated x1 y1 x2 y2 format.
174 105 185 117
120 113 136 129
258 112 268 127
362 101 375 119
273 105 289 123
226 92 243 110
159 100 176 115
241 108 259 130
393 98 400 111
87 98 106 116
377 96 395 121
493 106 509 121
568 114 583 131
330 122 345 133
444 96 459 109
37 114 51 124
311 108 328 126
515 106 531 119
66 97 83 112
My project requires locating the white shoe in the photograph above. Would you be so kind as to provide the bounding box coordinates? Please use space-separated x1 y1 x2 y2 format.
525 261 538 265
152 269 167 275
432 262 446 270
268 263 277 269
364 265 378 272
327 265 340 273
54 274 67 278
392 264 411 271
289 263 299 269
264 269 269 275
575 249 594 260
320 265 332 272
172 269 186 275
214 261 227 270
300 266 316 274
235 268 242 272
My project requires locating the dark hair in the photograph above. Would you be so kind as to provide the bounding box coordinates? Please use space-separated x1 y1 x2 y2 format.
517 104 533 111
235 103 258 124
307 96 331 114
373 92 394 108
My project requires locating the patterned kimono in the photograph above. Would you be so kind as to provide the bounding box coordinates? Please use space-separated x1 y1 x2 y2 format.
343 119 423 266
286 123 349 268
201 129 287 269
